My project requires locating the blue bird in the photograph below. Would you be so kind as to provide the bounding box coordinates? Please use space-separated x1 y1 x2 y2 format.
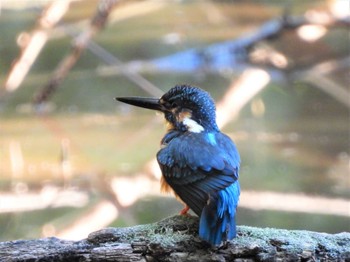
116 85 240 246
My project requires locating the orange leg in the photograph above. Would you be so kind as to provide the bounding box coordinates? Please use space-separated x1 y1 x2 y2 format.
180 205 190 215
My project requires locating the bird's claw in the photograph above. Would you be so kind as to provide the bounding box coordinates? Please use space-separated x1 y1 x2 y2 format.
179 205 190 216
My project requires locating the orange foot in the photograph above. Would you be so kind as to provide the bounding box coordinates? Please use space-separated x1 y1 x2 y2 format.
179 205 190 215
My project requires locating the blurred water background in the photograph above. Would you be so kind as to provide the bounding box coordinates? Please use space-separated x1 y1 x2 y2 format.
0 0 349 241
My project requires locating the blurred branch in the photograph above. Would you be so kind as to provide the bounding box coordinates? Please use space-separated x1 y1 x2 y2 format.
216 68 270 127
3 0 72 92
245 11 349 68
97 8 349 75
293 57 350 108
87 40 163 97
1 215 349 261
256 8 350 42
33 0 118 106
244 9 350 108
303 74 350 108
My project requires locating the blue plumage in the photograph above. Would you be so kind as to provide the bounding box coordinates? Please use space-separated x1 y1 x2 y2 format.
199 182 240 245
116 85 241 246
158 130 240 245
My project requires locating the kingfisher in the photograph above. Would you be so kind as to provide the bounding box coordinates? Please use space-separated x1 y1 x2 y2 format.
116 85 240 246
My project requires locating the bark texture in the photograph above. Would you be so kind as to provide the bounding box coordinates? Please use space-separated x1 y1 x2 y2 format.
1 215 349 262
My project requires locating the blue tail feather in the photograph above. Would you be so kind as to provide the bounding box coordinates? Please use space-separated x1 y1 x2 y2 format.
199 182 240 245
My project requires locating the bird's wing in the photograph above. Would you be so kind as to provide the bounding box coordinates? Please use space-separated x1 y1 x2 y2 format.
157 132 240 216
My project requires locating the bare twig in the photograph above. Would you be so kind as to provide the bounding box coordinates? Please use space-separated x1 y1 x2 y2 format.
4 0 72 92
33 0 118 105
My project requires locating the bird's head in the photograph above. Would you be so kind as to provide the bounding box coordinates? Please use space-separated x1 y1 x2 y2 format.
116 85 219 133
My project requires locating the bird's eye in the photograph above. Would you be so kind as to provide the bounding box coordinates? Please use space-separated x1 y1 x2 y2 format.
163 101 178 109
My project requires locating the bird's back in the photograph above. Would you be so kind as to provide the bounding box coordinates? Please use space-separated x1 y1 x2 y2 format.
157 130 240 245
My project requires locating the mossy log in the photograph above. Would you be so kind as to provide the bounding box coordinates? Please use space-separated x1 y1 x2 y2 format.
1 215 349 261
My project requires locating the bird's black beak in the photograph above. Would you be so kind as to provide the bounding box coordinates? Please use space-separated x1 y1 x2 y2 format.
115 96 163 111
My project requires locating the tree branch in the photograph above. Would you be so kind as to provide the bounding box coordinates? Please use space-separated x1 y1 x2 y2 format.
1 215 349 261
33 0 118 105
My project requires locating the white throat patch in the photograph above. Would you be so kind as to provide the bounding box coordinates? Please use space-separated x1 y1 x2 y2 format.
183 117 204 133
